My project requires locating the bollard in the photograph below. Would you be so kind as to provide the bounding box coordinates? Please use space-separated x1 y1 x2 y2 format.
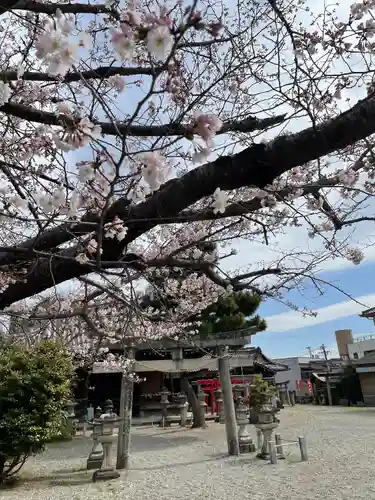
275 433 284 458
256 428 263 450
298 436 308 461
269 441 277 464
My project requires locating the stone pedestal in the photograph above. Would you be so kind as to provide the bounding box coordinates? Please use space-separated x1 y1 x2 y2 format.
87 440 104 470
92 438 120 482
255 422 278 459
215 388 225 423
235 396 255 453
178 393 188 427
254 408 278 460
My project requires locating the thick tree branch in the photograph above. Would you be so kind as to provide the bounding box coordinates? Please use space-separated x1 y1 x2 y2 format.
1 96 375 307
0 101 286 138
0 66 160 82
2 0 112 16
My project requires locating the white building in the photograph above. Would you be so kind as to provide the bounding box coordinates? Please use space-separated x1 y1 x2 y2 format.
347 335 375 360
273 357 316 396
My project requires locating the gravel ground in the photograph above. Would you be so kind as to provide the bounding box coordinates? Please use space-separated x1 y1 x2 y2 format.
1 405 374 500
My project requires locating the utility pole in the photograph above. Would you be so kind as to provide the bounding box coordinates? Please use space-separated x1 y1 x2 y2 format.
320 344 333 406
116 346 135 470
217 346 239 456
306 346 313 358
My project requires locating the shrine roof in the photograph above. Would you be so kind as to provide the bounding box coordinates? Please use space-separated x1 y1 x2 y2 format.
360 306 375 318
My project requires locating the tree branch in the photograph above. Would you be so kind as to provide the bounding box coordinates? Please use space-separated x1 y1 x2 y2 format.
0 101 287 138
1 96 375 307
0 66 160 82
2 0 113 16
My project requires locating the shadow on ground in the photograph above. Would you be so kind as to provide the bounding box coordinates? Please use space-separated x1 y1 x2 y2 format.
130 452 228 471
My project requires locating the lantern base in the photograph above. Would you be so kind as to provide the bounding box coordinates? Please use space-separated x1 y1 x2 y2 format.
87 456 103 470
239 441 256 453
92 468 120 482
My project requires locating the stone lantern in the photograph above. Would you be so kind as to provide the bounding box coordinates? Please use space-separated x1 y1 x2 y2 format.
215 388 225 423
235 396 255 453
87 417 104 471
65 400 78 436
178 392 188 427
92 412 123 482
197 387 207 426
159 387 170 427
254 405 279 460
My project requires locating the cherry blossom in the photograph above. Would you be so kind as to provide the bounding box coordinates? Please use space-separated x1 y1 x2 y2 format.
212 188 229 214
0 82 10 106
146 25 173 60
111 29 135 60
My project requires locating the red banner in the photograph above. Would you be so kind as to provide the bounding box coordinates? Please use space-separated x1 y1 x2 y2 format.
307 380 313 393
297 379 301 391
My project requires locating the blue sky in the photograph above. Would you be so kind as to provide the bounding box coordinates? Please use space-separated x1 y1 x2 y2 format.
253 259 375 358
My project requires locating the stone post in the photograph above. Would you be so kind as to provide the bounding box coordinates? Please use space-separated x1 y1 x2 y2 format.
218 347 240 456
278 387 287 406
256 428 263 450
285 386 291 405
197 387 207 427
215 388 225 423
235 396 255 453
288 390 296 406
274 433 285 459
159 387 170 428
178 392 188 427
298 436 308 461
116 346 135 470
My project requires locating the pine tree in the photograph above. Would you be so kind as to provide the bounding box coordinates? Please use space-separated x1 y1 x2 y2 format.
196 291 267 339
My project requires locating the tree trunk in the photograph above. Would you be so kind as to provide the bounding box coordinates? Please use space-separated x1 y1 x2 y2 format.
180 375 205 428
0 454 6 483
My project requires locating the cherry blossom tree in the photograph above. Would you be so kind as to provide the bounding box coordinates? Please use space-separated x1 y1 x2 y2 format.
0 0 375 344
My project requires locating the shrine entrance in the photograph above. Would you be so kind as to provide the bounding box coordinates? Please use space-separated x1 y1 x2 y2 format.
196 377 251 413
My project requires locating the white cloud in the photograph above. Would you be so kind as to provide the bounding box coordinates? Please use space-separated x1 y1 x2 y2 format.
264 293 375 333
